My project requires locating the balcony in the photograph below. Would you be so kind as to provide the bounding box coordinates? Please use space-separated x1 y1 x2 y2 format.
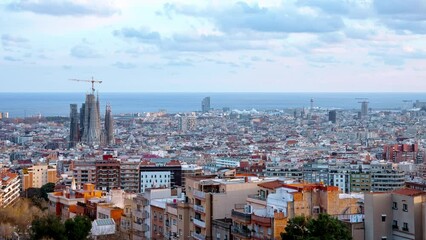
133 223 149 232
193 190 206 199
193 218 206 228
192 232 206 240
194 204 205 213
232 227 251 239
251 214 272 227
232 209 251 223
247 194 267 206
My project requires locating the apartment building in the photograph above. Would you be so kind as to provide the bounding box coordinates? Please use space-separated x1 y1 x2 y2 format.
48 183 103 220
0 169 20 208
22 164 57 190
301 160 405 193
72 160 96 187
96 158 120 191
186 176 264 240
365 189 426 240
121 160 140 193
139 159 182 193
131 188 172 240
232 181 364 240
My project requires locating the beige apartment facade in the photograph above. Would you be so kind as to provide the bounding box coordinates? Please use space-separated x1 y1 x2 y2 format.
365 189 426 240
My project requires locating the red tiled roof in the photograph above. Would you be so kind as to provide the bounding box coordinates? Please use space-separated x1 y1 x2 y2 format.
393 188 426 197
258 180 284 190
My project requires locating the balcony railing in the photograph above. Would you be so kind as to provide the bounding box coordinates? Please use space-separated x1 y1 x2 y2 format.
193 190 206 199
194 204 205 213
133 223 149 232
251 213 272 227
193 218 206 228
231 209 251 223
192 232 206 240
232 227 251 238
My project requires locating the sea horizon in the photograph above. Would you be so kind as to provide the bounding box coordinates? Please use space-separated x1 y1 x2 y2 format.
0 92 425 118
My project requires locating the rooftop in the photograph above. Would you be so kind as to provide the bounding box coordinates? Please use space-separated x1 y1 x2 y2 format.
392 188 426 197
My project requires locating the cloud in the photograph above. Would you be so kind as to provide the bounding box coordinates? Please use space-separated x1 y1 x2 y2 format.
1 34 30 50
70 44 100 58
113 27 273 52
113 28 161 44
373 0 426 34
7 0 119 17
297 0 372 18
112 61 136 69
4 56 22 62
373 0 426 18
164 2 345 33
166 59 193 67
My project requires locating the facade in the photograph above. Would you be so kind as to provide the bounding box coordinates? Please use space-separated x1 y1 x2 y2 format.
212 218 232 240
178 115 197 132
131 188 172 240
95 157 121 191
121 160 140 193
361 101 368 117
104 104 114 146
151 204 165 240
22 164 57 190
69 104 80 148
0 169 20 208
365 189 426 240
201 97 210 113
82 93 101 146
186 176 263 240
232 181 363 240
181 164 203 193
72 160 97 187
139 160 182 193
328 110 337 123
48 183 103 220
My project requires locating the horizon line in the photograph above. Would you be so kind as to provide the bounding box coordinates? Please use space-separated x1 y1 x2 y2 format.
1 91 426 94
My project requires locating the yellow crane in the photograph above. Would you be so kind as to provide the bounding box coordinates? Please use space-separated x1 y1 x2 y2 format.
69 77 102 93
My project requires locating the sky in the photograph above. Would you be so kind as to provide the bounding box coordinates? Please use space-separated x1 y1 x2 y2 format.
1 0 426 92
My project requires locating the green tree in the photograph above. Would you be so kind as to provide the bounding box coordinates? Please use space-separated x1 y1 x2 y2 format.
40 182 56 201
30 215 66 240
281 216 309 240
65 216 92 240
281 214 352 240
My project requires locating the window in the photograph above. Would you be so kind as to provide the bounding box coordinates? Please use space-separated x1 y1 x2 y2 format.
381 214 386 222
392 220 398 229
179 214 182 220
392 202 397 210
403 222 408 231
403 204 408 212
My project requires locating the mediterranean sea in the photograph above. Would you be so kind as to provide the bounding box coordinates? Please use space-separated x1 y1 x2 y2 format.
0 92 425 118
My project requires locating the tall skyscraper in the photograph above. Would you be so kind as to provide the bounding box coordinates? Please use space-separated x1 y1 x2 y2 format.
328 110 337 124
201 96 210 112
82 93 101 146
104 104 114 145
69 104 80 148
361 101 368 117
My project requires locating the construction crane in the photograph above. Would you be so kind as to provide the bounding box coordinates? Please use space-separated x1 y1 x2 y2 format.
69 77 102 93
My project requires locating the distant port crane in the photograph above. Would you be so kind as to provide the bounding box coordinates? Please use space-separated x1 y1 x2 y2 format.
69 77 102 93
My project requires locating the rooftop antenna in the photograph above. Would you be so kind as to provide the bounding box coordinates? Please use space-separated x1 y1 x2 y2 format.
69 77 102 94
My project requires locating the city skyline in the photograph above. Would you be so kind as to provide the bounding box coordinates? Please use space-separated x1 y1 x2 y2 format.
2 0 426 92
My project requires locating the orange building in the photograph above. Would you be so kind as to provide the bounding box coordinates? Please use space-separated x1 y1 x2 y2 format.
48 183 103 220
